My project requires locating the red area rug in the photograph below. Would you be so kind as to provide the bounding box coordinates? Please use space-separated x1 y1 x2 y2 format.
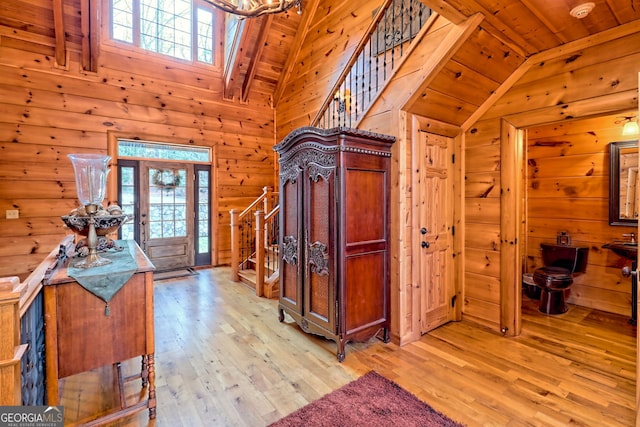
269 371 465 427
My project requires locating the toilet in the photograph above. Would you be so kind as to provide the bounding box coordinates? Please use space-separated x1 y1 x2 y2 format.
532 243 589 315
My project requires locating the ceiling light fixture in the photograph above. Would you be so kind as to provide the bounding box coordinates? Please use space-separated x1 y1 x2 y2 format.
569 2 595 19
203 0 302 17
621 116 640 136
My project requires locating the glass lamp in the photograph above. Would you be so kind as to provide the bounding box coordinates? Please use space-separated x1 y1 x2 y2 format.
68 154 112 268
622 117 639 136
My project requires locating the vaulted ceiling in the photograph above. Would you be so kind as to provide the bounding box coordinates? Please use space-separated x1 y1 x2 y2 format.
232 0 640 109
425 0 640 57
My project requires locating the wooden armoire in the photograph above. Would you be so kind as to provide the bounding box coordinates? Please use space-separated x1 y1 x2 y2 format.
274 127 395 362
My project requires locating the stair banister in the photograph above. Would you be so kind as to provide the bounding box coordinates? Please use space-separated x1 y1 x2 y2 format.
312 0 432 129
311 0 392 127
230 186 280 297
230 186 272 282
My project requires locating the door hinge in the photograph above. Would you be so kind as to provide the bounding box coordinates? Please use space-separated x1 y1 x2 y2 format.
451 153 455 164
451 295 457 307
451 225 455 236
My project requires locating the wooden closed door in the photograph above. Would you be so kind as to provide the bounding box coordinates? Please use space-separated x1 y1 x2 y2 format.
140 161 194 270
279 163 303 316
418 132 454 333
303 159 336 333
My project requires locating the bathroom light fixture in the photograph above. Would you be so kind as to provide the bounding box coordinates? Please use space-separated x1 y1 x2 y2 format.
569 2 595 19
621 116 639 136
203 0 302 17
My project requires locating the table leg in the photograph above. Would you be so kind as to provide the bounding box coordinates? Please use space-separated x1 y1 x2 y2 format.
141 355 148 388
147 353 156 419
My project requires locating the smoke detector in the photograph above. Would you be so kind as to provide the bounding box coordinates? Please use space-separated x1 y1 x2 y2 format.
570 2 595 18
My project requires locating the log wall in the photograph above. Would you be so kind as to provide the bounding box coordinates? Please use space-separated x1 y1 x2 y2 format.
526 116 637 316
465 30 640 326
0 0 275 279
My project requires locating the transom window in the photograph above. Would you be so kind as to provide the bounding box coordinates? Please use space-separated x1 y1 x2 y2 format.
111 0 215 64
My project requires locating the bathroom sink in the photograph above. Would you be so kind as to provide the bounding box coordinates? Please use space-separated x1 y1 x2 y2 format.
602 242 638 260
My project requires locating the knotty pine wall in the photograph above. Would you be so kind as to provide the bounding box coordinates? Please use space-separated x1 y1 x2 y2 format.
464 30 640 327
275 2 458 344
526 115 637 316
0 0 275 279
275 0 379 141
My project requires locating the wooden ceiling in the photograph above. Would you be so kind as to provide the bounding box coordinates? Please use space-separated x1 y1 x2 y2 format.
236 0 640 114
25 0 639 109
224 10 302 104
425 0 640 57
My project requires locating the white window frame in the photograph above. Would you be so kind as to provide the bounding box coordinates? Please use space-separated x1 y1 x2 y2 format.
108 0 219 67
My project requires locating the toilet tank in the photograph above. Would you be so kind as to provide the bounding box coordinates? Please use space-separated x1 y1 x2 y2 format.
540 244 589 274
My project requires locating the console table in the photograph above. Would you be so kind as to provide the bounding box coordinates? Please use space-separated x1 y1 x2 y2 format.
44 240 156 425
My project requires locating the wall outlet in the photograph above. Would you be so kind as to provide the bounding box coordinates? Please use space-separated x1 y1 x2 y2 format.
5 209 19 219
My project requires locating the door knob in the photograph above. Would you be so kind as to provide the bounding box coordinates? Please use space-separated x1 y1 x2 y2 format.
421 241 430 248
420 228 427 235
622 266 637 278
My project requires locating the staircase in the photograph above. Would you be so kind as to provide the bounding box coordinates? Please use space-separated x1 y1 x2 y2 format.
313 0 431 129
230 187 279 298
230 0 431 298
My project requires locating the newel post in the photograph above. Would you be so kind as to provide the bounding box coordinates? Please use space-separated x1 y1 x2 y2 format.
255 210 265 297
262 186 271 213
230 209 240 282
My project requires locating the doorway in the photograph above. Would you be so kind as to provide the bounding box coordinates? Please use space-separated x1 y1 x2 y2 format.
140 161 193 270
115 140 212 270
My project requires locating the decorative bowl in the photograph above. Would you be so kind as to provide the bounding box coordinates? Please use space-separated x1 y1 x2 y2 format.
61 214 129 237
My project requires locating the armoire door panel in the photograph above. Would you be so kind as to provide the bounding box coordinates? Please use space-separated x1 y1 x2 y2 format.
344 168 387 246
344 252 386 333
279 171 302 314
304 164 335 332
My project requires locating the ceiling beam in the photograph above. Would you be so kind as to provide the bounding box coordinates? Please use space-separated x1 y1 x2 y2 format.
242 15 273 102
52 0 67 67
223 18 246 99
80 0 97 72
419 0 467 24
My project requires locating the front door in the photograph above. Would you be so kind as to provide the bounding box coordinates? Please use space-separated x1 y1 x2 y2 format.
140 161 194 270
418 131 455 333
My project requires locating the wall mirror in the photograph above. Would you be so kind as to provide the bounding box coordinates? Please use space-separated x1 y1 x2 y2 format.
610 140 639 225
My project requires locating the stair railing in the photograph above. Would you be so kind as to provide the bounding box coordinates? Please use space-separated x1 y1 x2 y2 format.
254 204 280 297
312 0 432 129
230 186 278 283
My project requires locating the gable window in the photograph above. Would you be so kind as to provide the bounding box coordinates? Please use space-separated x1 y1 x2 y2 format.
111 0 214 64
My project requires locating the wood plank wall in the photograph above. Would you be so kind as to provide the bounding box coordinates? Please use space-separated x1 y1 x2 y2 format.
526 116 637 316
0 0 275 279
465 31 640 327
275 0 379 141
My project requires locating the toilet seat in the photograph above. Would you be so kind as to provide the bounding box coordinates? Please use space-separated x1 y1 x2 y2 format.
533 266 572 289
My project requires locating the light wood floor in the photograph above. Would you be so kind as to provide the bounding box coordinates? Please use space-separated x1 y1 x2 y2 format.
59 267 636 426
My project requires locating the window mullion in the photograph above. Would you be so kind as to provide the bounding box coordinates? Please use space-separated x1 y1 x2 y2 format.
133 0 141 47
192 4 197 63
111 0 215 65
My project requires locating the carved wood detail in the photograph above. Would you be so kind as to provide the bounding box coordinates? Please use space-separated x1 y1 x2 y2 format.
282 235 298 265
307 241 329 276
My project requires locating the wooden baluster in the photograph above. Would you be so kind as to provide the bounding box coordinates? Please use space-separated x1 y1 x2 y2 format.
230 209 240 282
255 210 265 297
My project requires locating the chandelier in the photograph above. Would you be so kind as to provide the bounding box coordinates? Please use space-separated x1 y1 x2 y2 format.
203 0 302 17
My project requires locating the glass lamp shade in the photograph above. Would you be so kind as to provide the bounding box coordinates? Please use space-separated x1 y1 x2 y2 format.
622 119 639 136
68 154 111 206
